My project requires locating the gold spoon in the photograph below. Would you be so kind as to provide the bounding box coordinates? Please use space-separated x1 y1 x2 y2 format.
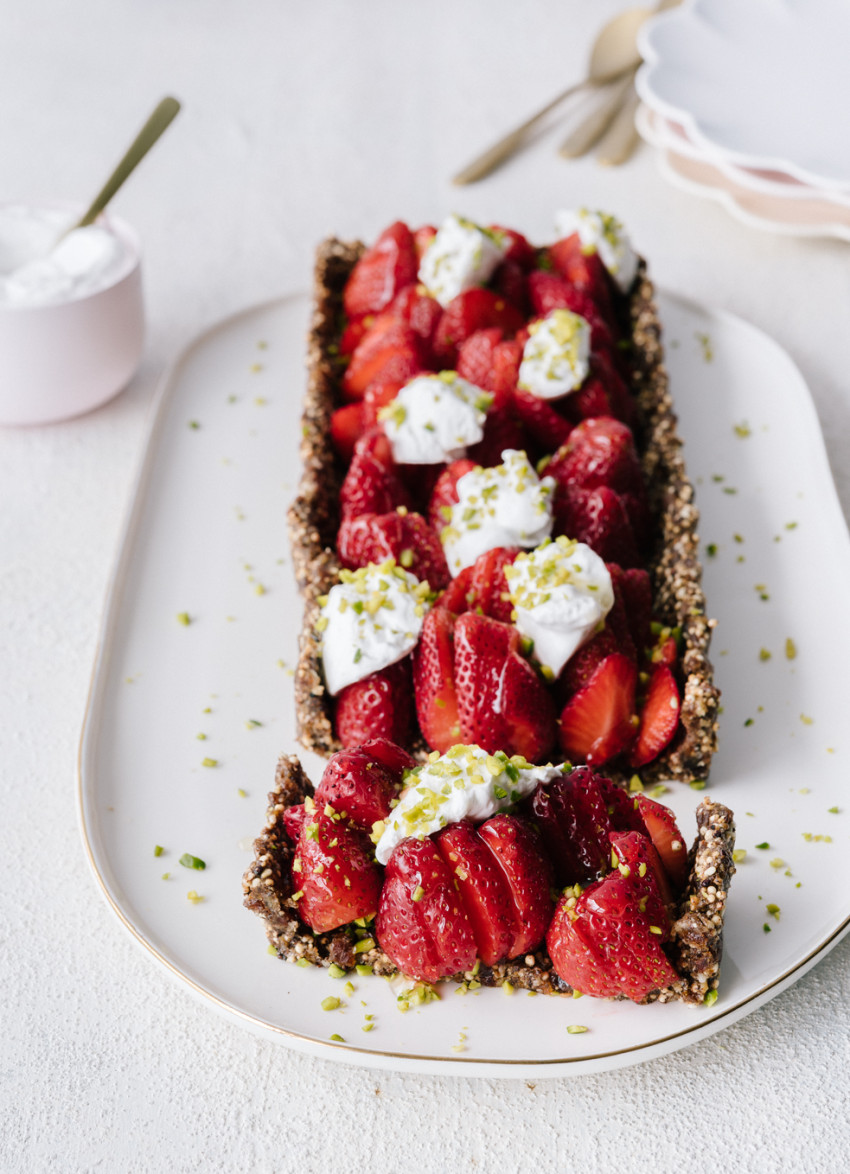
452 8 650 185
69 96 181 232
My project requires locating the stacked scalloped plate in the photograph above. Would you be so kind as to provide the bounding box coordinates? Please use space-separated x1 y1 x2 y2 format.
635 0 850 241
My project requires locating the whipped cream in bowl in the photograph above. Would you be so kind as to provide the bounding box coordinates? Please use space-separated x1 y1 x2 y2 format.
504 536 614 678
553 208 639 293
317 558 433 695
374 743 567 864
0 202 144 426
440 449 555 576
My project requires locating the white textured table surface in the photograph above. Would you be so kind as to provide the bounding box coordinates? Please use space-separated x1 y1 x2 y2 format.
3 2 850 1170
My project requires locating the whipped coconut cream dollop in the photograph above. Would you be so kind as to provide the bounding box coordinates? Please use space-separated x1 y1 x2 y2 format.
379 371 492 465
0 205 132 308
418 213 507 308
374 744 566 864
554 208 638 294
504 536 614 678
316 559 432 696
518 308 591 399
441 449 555 576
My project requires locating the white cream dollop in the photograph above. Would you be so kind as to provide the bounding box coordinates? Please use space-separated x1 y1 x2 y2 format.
379 371 491 465
418 214 507 308
317 559 432 696
440 449 555 577
518 308 591 399
504 536 614 678
0 205 131 308
374 744 566 865
554 208 638 293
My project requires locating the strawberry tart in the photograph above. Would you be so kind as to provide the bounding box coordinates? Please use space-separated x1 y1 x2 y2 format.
244 214 735 1007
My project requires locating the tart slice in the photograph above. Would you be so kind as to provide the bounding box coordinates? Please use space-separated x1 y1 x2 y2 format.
289 213 719 784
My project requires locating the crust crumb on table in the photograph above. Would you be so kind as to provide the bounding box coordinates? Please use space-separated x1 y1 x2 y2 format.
288 240 720 784
242 756 736 1005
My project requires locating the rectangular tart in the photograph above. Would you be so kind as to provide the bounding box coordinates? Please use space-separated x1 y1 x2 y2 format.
289 236 720 785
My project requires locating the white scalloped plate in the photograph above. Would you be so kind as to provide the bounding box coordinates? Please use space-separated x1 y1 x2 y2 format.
78 292 850 1077
637 0 850 193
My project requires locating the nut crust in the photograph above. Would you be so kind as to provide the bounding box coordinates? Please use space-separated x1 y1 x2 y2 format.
242 756 736 1005
288 239 720 782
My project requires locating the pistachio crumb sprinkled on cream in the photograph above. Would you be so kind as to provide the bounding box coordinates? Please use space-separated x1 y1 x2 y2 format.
418 214 507 307
379 371 492 465
518 309 591 399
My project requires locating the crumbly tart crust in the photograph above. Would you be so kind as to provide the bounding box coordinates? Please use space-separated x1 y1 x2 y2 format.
288 237 720 783
242 754 736 1005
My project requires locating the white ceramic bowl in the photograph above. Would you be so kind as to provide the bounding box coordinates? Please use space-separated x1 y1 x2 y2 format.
0 205 144 427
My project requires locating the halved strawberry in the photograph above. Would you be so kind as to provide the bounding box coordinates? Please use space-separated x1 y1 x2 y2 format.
547 417 644 497
491 338 524 396
456 327 503 393
340 448 412 519
557 652 637 765
340 315 374 356
335 659 413 749
510 386 573 452
353 426 395 469
600 778 648 836
358 737 416 781
313 748 400 832
427 458 476 534
343 221 418 319
389 285 442 356
342 315 423 399
493 259 530 317
412 608 460 753
490 225 536 268
630 665 681 769
337 510 450 590
453 612 557 762
467 406 527 468
549 234 615 322
282 802 310 843
377 837 477 983
434 565 474 614
610 828 673 912
294 812 383 934
478 814 553 957
553 484 640 568
529 765 613 884
634 793 689 891
465 546 520 623
617 567 653 654
546 898 622 998
360 377 408 429
434 821 514 966
413 224 437 260
330 402 366 464
433 288 525 366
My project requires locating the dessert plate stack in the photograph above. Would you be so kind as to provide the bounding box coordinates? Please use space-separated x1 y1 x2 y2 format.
635 0 850 241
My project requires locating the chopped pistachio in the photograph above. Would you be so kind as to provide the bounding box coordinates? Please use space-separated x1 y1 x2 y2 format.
186 890 204 904
321 996 342 1012
566 1025 588 1034
703 989 718 1007
201 757 219 768
179 853 206 870
176 612 191 626
153 845 164 858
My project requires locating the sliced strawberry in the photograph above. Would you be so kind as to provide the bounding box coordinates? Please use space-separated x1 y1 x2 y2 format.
547 417 644 497
467 406 527 468
529 765 613 884
294 812 383 934
389 285 442 355
617 567 653 654
433 288 525 366
412 608 461 753
434 821 514 966
377 837 477 983
427 458 476 534
340 315 374 356
342 315 423 399
337 510 450 590
560 620 634 700
413 224 437 260
343 221 418 319
358 737 416 781
511 386 573 452
490 225 536 268
610 828 673 913
478 814 553 957
353 426 395 469
547 896 622 998
630 665 681 769
340 448 412 519
585 348 636 427
466 546 520 623
434 565 474 614
453 612 556 762
335 658 413 749
330 402 367 464
553 484 640 568
576 870 679 1001
490 338 524 397
600 778 649 836
493 259 530 316
634 793 689 891
651 633 679 668
360 377 409 429
313 748 399 832
563 375 617 425
456 327 503 394
557 652 637 765
282 802 310 843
